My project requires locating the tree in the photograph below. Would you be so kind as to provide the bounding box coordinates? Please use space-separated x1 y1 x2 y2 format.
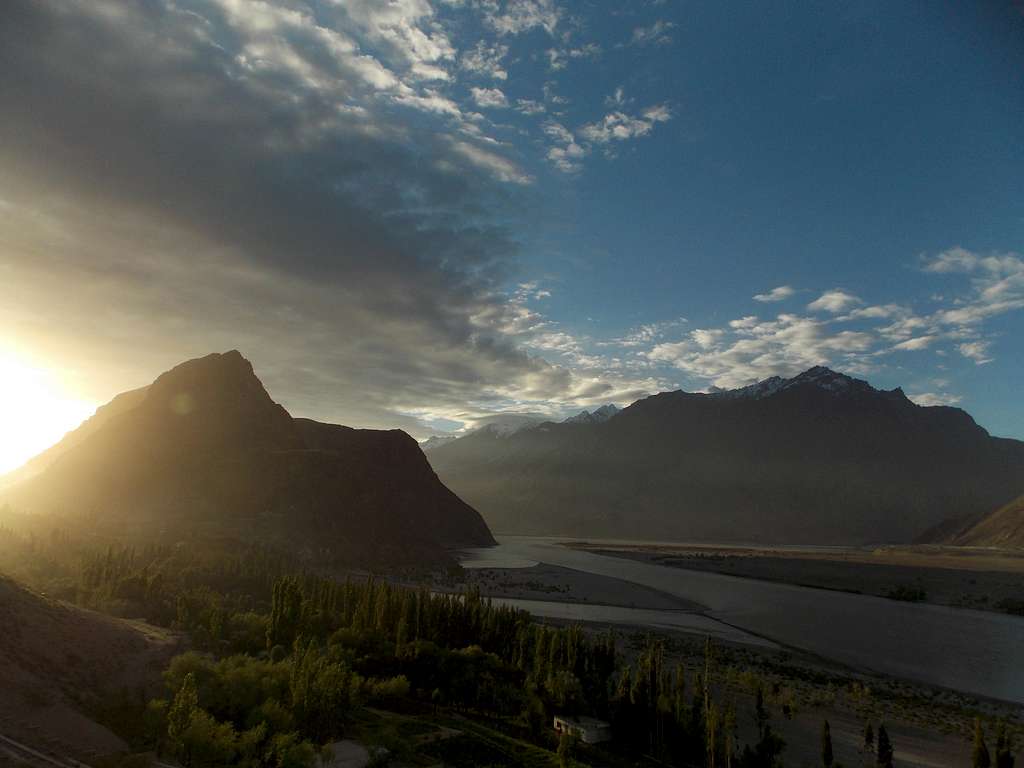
168 673 200 753
876 724 893 768
723 702 737 768
557 732 576 768
863 722 875 752
995 721 1015 768
822 720 833 767
974 719 992 768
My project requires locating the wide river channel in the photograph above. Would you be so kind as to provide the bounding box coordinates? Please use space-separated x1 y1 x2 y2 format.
459 536 1024 705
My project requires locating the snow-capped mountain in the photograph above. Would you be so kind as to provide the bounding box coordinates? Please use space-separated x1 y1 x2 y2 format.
563 404 621 424
426 365 1024 545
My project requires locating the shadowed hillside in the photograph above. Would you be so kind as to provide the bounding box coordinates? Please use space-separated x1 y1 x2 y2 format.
0 351 493 564
0 572 177 757
428 367 1024 545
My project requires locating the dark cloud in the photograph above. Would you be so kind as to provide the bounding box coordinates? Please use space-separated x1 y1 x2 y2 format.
0 0 607 433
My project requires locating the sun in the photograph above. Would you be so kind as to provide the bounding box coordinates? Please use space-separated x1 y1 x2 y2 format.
0 349 97 476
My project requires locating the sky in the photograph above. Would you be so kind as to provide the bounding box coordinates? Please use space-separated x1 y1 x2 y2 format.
0 0 1023 472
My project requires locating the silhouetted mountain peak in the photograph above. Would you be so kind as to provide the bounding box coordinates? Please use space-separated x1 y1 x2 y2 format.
1 351 494 562
138 350 297 450
148 350 269 409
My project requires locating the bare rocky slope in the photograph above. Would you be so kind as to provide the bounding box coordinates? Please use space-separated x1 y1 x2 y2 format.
936 494 1024 548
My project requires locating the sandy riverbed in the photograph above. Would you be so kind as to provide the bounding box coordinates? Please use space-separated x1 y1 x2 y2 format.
568 542 1024 614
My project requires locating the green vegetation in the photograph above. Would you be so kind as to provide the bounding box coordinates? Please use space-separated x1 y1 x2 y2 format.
0 515 1019 767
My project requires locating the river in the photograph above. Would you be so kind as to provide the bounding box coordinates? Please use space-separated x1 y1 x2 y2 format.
460 536 1024 705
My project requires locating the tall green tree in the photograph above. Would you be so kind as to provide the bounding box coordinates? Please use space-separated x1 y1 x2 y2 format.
168 673 200 749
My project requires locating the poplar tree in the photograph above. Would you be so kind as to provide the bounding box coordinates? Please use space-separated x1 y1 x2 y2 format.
822 720 833 767
974 719 992 768
876 724 893 768
995 721 1015 768
864 722 875 752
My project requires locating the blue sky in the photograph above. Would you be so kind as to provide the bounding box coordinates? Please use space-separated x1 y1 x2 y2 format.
1 0 1022 451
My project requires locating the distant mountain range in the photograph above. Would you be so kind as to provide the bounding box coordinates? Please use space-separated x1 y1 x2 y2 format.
0 351 493 563
420 405 620 452
427 367 1024 545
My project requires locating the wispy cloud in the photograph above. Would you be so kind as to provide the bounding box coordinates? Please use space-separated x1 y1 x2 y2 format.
483 0 562 36
579 104 673 144
545 42 601 71
958 340 993 365
628 19 676 47
461 41 509 80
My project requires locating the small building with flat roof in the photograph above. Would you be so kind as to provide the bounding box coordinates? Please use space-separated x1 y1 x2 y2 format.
553 714 612 744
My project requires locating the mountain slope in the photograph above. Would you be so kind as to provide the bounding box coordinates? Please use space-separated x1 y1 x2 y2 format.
944 495 1024 548
427 367 1024 544
0 386 148 490
0 572 177 757
1 351 493 562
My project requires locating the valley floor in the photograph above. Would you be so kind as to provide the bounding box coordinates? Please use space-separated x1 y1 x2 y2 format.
439 545 1023 767
439 562 706 612
567 542 1024 616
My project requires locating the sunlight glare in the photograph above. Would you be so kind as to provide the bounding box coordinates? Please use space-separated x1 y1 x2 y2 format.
0 350 97 475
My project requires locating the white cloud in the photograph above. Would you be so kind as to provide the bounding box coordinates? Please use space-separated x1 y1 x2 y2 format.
958 340 993 365
924 247 1024 327
728 316 760 330
579 104 672 144
604 86 628 107
807 289 862 313
629 19 675 46
450 140 532 184
515 98 546 115
647 313 875 389
892 336 935 351
470 86 509 109
753 285 794 303
545 42 601 71
461 41 509 80
543 120 587 172
691 328 724 349
908 392 963 407
484 0 562 36
843 303 904 320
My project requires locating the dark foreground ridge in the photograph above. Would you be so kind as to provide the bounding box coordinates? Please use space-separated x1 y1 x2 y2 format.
0 351 494 563
428 366 1024 544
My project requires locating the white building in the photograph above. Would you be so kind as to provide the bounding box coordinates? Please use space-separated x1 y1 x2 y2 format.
552 715 612 744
